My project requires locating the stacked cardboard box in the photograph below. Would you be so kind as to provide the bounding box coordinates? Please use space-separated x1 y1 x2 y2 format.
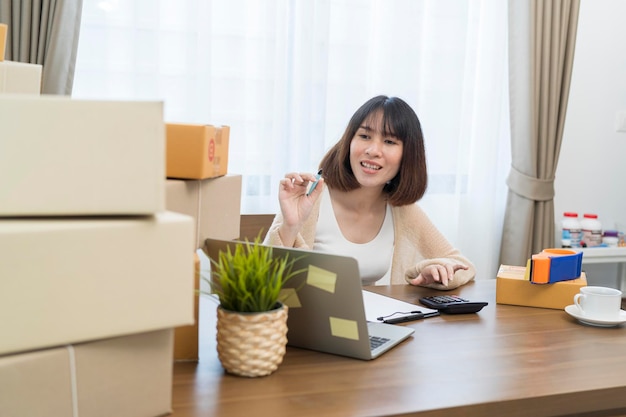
0 330 175 417
0 60 42 94
164 122 242 361
0 94 195 416
165 175 242 249
0 23 6 59
0 23 42 94
0 97 166 215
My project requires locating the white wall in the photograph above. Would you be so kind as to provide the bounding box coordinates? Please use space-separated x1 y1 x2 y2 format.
555 0 626 288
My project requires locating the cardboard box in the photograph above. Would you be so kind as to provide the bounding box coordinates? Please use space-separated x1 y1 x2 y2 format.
0 211 195 356
0 329 174 417
166 123 230 179
496 264 587 310
174 252 200 361
0 23 7 61
0 95 165 216
0 61 42 94
166 174 242 249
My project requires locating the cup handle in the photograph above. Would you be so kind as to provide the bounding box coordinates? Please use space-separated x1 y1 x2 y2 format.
574 293 584 314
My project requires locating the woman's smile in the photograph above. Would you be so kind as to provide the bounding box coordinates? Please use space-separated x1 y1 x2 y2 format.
350 111 403 188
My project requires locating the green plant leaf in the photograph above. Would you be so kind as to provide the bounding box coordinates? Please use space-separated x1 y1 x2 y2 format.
201 232 305 313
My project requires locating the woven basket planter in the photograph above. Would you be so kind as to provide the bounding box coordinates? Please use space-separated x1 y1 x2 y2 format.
216 302 289 377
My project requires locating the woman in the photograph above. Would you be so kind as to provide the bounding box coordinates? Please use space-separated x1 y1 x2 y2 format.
264 95 475 289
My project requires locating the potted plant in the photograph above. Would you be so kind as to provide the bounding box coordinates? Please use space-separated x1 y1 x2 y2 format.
201 235 302 377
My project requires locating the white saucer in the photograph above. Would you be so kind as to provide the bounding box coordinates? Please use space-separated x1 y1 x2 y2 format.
564 305 626 328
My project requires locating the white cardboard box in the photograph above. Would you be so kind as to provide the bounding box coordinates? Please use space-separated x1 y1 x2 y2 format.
0 95 165 216
166 174 242 249
0 211 194 356
0 329 174 417
0 61 42 94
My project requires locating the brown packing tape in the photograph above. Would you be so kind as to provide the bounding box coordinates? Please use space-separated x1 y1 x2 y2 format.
214 125 230 177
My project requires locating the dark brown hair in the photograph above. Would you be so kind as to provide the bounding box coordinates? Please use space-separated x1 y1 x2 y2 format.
319 95 427 206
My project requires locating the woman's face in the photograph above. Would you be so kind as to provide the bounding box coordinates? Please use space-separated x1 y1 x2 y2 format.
349 110 403 190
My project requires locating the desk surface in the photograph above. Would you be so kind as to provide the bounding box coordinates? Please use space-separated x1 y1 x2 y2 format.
172 280 626 417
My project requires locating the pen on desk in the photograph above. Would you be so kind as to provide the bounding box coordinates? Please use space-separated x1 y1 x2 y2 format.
382 311 440 324
306 169 323 196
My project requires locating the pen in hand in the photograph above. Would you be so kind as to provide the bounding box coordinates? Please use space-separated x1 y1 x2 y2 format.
306 169 323 196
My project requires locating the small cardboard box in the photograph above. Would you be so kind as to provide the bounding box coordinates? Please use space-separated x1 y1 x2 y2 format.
0 61 42 94
174 252 201 361
0 329 174 417
0 95 165 216
165 174 242 249
0 211 195 356
166 123 230 179
0 23 8 62
496 264 587 310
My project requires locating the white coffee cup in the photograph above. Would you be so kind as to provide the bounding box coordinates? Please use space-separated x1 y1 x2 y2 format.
573 286 623 320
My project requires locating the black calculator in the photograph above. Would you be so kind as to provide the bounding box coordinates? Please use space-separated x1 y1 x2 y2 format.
419 295 488 314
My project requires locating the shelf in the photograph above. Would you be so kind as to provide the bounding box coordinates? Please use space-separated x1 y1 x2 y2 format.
571 247 626 264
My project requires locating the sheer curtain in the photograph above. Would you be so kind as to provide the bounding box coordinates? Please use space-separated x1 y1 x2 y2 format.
72 0 510 280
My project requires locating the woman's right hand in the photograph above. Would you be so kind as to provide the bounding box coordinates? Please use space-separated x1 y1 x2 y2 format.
277 172 324 245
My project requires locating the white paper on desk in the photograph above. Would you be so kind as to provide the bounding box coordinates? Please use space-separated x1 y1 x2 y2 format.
362 290 438 322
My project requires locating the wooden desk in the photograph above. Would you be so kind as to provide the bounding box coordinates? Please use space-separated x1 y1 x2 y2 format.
172 280 626 417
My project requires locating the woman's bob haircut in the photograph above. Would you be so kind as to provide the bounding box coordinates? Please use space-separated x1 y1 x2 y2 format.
319 95 427 206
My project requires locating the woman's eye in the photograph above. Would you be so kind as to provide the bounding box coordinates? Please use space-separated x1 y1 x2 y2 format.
385 138 398 145
359 134 370 140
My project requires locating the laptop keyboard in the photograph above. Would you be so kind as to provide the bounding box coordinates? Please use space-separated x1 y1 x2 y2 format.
369 335 391 351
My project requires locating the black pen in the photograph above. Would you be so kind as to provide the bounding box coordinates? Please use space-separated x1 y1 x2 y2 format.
382 311 440 324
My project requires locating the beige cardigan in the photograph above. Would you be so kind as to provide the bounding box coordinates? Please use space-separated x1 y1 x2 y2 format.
264 197 476 290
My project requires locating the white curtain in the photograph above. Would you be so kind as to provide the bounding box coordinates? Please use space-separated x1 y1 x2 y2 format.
72 0 510 280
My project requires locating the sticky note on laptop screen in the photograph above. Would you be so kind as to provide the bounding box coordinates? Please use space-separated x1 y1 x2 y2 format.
329 317 359 340
279 288 301 308
306 264 337 293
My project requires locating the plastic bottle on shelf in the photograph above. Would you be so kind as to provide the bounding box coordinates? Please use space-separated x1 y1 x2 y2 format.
561 212 581 248
602 230 619 247
581 213 603 247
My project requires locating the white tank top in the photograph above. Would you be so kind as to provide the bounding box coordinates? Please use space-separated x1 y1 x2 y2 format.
313 187 394 285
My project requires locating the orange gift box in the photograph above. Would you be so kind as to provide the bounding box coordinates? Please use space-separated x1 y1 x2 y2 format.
166 123 230 179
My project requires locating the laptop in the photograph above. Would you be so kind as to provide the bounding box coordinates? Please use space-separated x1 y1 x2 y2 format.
203 238 415 360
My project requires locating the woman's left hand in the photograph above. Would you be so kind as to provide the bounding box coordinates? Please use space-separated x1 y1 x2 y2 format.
408 264 469 287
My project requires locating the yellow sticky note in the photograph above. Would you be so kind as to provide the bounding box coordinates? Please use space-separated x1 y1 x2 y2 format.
329 317 359 340
279 288 301 308
306 264 337 293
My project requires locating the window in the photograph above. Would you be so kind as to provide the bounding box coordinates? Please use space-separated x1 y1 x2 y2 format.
73 0 510 279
